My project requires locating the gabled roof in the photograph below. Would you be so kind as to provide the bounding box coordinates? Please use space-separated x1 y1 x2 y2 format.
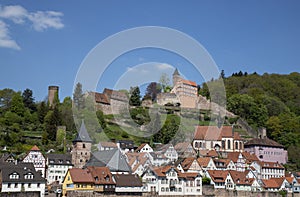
47 153 72 165
258 161 284 169
69 168 94 183
86 149 131 172
174 142 195 154
126 152 150 172
207 170 228 183
229 170 254 185
30 145 40 151
135 143 149 152
0 162 45 183
262 177 285 189
86 166 115 185
113 174 142 187
213 158 232 168
73 120 92 143
194 126 241 141
180 157 197 171
197 157 212 167
244 137 284 148
93 92 110 104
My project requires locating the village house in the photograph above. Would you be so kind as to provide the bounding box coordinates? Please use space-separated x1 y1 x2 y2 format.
117 140 135 154
174 142 196 157
86 166 116 194
261 177 289 192
148 152 169 166
135 143 153 153
193 126 244 153
177 157 203 174
113 173 143 195
228 170 261 191
226 151 259 172
97 141 118 151
46 153 73 185
22 145 46 178
156 144 178 162
244 137 288 164
251 160 285 180
0 162 46 196
197 157 216 172
126 152 152 176
142 165 202 196
62 168 94 197
213 158 236 171
206 170 229 189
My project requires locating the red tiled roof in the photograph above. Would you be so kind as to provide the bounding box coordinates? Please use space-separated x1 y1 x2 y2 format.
86 166 115 185
207 170 228 183
69 168 94 183
262 177 285 189
207 150 218 158
259 161 284 169
197 157 212 167
182 79 197 87
30 145 40 151
135 143 147 152
229 170 254 185
181 157 196 171
194 126 241 141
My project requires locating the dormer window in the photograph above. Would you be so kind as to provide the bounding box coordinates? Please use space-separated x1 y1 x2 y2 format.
10 172 19 179
24 173 34 179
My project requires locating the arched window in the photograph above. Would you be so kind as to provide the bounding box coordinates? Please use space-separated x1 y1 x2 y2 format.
227 140 231 149
235 142 238 150
199 142 202 148
195 142 199 148
83 143 86 148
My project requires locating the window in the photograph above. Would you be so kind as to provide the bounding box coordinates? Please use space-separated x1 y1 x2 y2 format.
235 142 238 149
83 144 86 148
222 140 225 149
28 183 31 188
227 140 231 149
8 183 11 188
37 183 40 188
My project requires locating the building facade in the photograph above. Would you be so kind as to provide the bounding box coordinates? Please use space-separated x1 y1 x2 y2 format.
22 145 46 178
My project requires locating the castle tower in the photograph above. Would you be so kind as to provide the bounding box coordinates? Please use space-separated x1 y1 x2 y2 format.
172 68 181 86
48 86 59 107
71 120 92 168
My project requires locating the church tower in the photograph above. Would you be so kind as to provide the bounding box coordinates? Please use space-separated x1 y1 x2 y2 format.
71 120 92 168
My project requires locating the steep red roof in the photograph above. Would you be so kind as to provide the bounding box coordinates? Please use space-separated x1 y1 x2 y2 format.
207 170 228 183
69 168 94 183
229 170 254 185
86 166 115 185
194 126 241 141
135 143 147 152
30 145 40 151
197 157 212 167
262 177 285 189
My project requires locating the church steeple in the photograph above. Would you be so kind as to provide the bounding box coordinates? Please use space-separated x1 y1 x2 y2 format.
73 120 92 143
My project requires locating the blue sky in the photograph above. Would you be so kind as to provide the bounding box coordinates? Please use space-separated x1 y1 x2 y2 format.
0 1 299 101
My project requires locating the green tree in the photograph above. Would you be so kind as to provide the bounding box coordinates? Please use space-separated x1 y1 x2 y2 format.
10 92 26 116
159 73 171 93
43 106 62 143
22 88 36 112
73 82 85 110
60 97 76 132
129 86 141 106
145 82 161 101
37 101 48 124
0 88 15 111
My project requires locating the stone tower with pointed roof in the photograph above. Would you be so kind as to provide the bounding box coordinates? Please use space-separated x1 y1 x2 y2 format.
172 68 181 86
71 120 92 168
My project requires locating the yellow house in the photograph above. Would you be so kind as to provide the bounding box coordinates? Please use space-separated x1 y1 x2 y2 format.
62 168 94 197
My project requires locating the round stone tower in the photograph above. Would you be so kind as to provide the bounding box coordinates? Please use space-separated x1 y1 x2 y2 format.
48 86 59 107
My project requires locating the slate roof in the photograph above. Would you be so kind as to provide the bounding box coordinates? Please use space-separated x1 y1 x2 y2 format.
0 162 45 183
244 138 284 148
73 120 92 143
113 174 142 187
47 153 72 166
86 149 131 173
117 140 134 149
173 68 180 76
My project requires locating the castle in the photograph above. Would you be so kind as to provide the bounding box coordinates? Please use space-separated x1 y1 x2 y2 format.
157 69 204 109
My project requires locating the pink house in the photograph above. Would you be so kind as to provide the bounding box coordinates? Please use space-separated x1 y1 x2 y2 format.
244 137 288 164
